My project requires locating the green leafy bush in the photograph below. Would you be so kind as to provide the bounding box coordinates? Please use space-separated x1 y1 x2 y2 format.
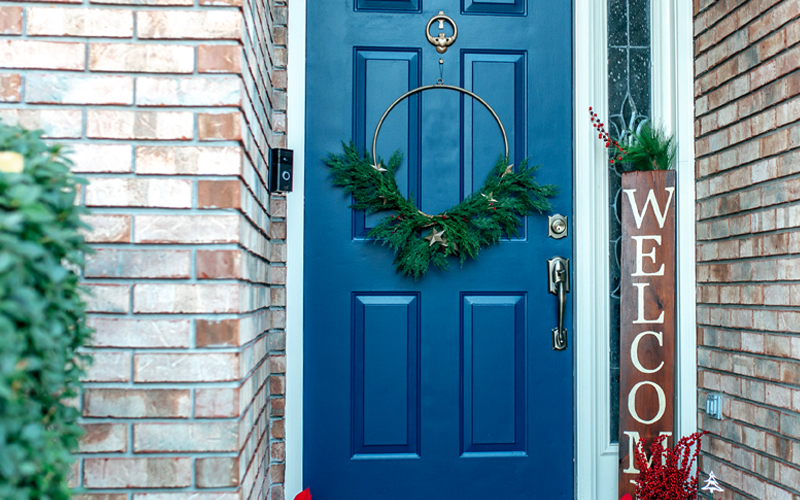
0 124 92 500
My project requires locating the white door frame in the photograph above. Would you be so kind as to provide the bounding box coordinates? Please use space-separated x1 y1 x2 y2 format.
285 1 695 498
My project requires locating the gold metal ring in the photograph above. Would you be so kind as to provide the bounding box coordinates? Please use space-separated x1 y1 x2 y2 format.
371 84 510 164
426 11 458 54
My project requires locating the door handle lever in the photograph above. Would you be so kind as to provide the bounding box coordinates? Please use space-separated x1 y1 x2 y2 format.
547 257 570 351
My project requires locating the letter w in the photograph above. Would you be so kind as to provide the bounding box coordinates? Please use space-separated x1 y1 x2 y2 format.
623 187 675 229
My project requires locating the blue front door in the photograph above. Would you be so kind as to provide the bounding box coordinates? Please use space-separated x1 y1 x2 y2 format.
304 2 574 498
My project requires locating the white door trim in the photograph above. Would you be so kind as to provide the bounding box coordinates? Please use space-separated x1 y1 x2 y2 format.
573 0 619 497
284 1 694 498
652 0 698 443
284 0 306 495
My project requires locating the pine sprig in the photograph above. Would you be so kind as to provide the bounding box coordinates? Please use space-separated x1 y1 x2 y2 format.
325 142 558 279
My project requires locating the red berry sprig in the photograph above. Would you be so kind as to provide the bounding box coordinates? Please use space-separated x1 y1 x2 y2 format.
588 106 628 165
634 431 708 500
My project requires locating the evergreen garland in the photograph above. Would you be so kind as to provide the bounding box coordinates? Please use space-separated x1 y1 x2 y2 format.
325 142 558 279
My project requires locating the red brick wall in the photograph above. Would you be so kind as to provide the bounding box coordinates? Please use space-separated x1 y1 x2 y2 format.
0 0 287 498
694 0 800 498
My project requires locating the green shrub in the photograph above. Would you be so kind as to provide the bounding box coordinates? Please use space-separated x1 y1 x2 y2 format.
0 124 92 500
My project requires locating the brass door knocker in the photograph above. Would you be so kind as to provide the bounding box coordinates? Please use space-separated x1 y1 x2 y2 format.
426 11 457 54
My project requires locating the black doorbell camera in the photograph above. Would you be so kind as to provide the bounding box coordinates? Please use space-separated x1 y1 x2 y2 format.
269 148 294 193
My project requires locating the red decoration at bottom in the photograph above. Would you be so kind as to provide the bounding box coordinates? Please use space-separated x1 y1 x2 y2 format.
294 488 311 500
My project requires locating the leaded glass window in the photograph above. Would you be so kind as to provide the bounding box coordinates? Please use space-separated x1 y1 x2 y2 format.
608 0 652 443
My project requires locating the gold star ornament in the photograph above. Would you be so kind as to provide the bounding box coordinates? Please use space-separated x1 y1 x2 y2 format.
424 227 446 247
481 192 498 203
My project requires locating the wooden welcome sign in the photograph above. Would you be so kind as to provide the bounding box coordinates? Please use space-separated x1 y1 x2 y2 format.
618 170 677 499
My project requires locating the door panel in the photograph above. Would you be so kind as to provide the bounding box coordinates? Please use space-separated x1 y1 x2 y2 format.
353 49 421 236
352 294 420 456
305 2 573 498
462 0 526 16
461 293 526 454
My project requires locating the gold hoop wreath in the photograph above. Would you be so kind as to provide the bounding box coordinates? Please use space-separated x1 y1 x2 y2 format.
325 83 557 279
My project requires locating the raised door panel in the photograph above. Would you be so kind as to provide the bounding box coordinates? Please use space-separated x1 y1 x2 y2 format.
462 0 526 15
353 49 421 237
352 294 420 457
356 0 421 12
461 294 526 455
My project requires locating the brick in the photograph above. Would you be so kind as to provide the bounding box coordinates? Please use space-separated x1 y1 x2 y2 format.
26 74 132 105
136 76 241 106
136 146 241 175
0 40 84 70
83 388 190 418
81 214 131 243
762 129 789 155
196 457 239 488
198 0 240 6
86 249 191 278
198 112 242 141
79 424 127 453
82 351 131 382
137 11 241 39
132 495 239 500
133 353 239 382
70 144 133 173
0 7 22 35
0 109 82 139
751 61 778 90
92 0 191 4
195 387 239 418
0 73 21 102
133 283 241 313
86 178 192 208
27 7 133 37
83 283 130 313
74 495 127 500
88 317 191 348
198 44 242 73
134 214 239 243
87 110 193 140
198 180 241 208
83 458 191 488
89 43 193 73
134 422 238 452
758 30 786 60
196 318 239 347
67 461 78 488
197 249 241 278
782 362 800 384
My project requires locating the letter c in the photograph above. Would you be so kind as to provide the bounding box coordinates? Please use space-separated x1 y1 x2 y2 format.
631 331 665 374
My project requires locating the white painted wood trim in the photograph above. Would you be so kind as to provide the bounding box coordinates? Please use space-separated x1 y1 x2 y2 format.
674 0 699 441
574 0 620 498
651 0 698 441
285 0 306 496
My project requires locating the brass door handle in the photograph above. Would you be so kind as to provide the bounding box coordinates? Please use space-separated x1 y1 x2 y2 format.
547 257 570 351
426 11 457 54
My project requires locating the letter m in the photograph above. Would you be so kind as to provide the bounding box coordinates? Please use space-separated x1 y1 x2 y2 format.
622 431 673 477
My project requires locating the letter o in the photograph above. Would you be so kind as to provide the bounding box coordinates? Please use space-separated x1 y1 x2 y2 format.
627 380 666 425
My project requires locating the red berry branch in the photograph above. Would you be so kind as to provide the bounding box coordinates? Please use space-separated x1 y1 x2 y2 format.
588 106 628 165
634 431 708 500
